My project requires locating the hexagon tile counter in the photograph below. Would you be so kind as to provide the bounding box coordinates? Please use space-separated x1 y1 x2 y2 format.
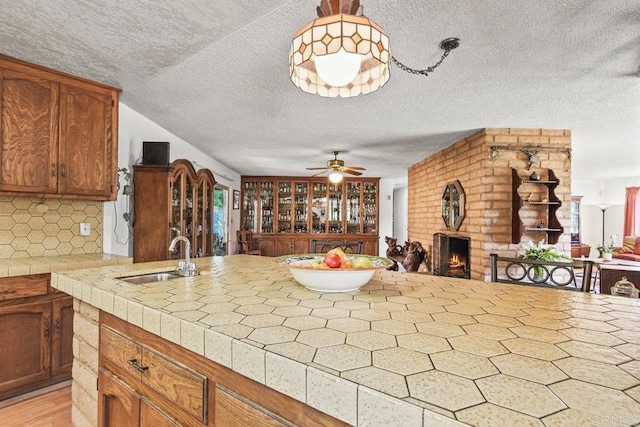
52 255 640 426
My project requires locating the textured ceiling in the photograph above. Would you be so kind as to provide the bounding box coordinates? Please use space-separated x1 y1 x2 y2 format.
1 0 639 183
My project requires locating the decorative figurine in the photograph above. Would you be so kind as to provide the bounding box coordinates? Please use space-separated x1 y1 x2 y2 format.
529 171 540 181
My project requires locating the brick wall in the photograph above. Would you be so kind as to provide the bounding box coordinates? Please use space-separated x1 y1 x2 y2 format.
408 128 572 281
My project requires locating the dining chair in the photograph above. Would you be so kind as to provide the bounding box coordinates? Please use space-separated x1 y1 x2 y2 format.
237 230 261 256
311 240 363 254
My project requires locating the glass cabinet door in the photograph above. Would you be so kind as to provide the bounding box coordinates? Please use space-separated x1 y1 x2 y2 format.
294 182 308 233
277 181 292 233
346 182 361 234
260 181 274 233
170 172 183 259
311 182 327 234
242 180 258 232
328 182 343 234
363 181 377 234
195 182 205 257
184 175 194 244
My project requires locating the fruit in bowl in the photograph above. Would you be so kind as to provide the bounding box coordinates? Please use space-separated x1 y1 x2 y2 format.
275 250 393 293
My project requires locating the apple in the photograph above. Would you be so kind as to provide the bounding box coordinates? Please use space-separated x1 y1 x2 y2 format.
323 252 342 268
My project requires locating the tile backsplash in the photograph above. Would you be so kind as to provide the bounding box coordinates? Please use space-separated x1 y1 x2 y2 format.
0 197 102 259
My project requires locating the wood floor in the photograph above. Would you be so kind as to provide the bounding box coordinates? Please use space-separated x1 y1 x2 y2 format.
0 386 72 427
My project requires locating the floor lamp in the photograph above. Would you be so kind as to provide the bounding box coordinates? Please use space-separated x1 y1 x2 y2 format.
598 204 610 244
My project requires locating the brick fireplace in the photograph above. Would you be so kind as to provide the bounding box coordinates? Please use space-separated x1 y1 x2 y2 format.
433 233 471 279
408 128 572 281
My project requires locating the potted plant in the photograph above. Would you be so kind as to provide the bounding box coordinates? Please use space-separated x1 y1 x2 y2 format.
519 240 571 280
596 243 616 261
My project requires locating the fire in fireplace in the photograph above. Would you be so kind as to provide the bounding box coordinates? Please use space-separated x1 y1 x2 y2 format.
433 233 471 279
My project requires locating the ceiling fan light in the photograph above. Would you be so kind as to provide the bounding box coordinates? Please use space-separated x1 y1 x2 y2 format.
328 171 343 183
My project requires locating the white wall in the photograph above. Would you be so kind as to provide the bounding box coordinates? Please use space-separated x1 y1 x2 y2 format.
572 176 640 255
377 179 395 256
103 103 241 257
393 186 408 244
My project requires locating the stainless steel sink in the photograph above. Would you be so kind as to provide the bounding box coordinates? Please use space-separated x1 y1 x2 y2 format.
118 271 184 285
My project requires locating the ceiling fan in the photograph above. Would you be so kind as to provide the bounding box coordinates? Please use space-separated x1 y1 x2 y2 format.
306 151 365 182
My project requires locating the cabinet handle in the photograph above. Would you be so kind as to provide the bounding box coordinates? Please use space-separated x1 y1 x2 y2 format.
55 319 61 335
44 319 50 338
127 358 149 372
0 289 16 295
52 163 57 177
60 163 66 177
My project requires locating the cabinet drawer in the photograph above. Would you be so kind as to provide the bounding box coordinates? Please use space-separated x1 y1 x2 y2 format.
215 387 286 427
100 326 142 379
100 324 207 423
0 275 48 301
142 348 206 422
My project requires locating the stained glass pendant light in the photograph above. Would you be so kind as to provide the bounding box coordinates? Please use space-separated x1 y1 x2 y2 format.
289 0 390 98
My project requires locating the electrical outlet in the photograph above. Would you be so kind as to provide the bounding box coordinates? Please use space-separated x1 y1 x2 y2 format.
80 223 90 236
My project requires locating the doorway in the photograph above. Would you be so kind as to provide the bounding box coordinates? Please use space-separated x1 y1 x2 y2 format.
213 185 229 255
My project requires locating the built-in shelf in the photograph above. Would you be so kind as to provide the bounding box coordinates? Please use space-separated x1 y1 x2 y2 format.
512 168 564 244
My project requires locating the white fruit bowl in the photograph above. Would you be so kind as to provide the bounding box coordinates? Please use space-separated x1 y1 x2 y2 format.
275 254 393 293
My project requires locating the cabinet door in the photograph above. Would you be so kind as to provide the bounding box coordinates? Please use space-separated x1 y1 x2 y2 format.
0 300 51 397
363 181 378 234
276 239 295 256
277 181 292 233
242 180 259 232
169 168 195 260
51 297 73 378
311 181 327 234
293 181 309 234
59 83 116 199
327 182 343 234
346 182 361 234
0 68 59 194
260 181 274 233
98 369 141 427
140 399 180 427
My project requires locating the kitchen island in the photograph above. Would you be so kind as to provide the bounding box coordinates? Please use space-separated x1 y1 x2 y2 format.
52 255 640 426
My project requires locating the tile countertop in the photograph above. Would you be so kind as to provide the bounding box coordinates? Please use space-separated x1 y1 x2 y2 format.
0 253 132 278
51 255 640 427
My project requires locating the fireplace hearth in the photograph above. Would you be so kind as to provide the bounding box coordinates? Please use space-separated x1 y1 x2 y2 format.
433 233 471 279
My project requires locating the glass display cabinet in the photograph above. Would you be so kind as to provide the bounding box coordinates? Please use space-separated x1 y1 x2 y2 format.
133 159 216 263
241 177 380 256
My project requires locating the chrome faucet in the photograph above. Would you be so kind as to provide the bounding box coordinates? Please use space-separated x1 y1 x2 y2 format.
169 236 198 276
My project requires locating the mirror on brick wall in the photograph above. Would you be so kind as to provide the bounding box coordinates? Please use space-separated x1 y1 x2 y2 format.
442 180 465 231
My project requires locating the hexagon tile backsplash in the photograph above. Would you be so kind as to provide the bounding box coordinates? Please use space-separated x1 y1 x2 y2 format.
0 196 103 259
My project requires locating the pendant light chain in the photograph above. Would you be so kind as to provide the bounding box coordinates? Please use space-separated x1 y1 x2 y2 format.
392 37 460 77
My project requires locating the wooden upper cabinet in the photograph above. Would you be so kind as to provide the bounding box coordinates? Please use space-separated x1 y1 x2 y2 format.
0 54 120 200
0 68 59 193
59 83 117 199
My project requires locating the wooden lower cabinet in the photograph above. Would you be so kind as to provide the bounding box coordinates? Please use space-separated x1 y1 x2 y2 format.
0 274 73 400
99 312 346 427
98 369 181 427
0 301 51 395
258 235 379 257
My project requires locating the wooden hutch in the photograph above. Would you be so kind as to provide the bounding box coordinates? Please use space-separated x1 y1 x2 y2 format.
241 177 380 256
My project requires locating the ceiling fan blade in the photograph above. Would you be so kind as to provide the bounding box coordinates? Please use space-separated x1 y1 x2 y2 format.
306 167 330 170
311 170 329 177
342 166 365 171
342 168 363 176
